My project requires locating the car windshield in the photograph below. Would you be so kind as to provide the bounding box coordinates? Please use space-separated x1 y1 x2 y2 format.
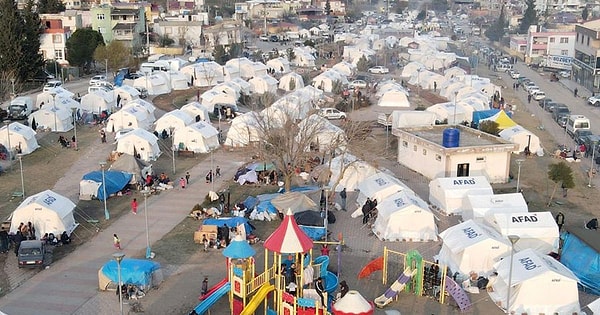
20 248 41 256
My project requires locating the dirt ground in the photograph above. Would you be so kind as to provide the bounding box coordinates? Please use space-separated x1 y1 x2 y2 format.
1 65 599 314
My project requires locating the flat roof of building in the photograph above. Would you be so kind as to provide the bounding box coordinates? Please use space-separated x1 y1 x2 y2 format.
399 125 512 147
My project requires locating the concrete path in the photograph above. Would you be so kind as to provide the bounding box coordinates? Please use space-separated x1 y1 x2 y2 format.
0 140 245 315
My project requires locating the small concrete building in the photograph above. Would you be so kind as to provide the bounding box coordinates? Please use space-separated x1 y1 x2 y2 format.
393 125 518 183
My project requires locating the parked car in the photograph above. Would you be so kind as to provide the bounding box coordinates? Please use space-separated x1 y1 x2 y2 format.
17 240 46 269
587 95 600 106
539 98 553 108
532 91 546 101
557 115 568 128
89 75 107 85
574 129 594 144
552 105 571 121
91 80 114 90
368 66 390 74
43 80 62 92
509 70 521 79
526 86 541 95
545 102 561 112
559 70 571 78
349 80 367 89
319 108 346 120
269 35 279 42
523 81 536 91
259 35 269 41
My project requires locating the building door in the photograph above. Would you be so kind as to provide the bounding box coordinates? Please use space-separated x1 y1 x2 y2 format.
457 163 470 177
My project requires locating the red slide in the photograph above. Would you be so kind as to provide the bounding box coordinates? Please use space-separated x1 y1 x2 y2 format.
199 278 228 300
358 257 384 279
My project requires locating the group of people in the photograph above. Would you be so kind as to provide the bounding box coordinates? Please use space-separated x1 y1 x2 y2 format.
58 135 75 148
361 198 378 225
205 167 220 183
41 231 71 246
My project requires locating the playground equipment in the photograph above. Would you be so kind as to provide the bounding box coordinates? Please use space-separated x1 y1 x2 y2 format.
373 268 417 308
360 247 472 312
187 209 339 315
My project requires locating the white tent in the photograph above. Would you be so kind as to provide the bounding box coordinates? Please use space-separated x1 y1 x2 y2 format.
182 61 224 87
226 58 256 79
36 87 75 109
331 61 356 77
435 219 511 276
125 99 156 116
490 212 559 254
28 106 73 132
114 85 140 105
200 89 237 112
180 102 210 122
222 64 241 81
400 61 425 78
390 111 437 128
444 67 467 80
488 248 580 315
154 109 194 134
278 72 305 91
328 154 379 192
224 112 261 147
297 114 346 152
425 102 469 124
80 90 115 114
133 73 171 95
252 62 268 77
312 70 348 93
356 172 414 207
248 75 278 94
266 57 291 74
229 77 252 95
499 125 542 154
463 193 528 223
9 189 78 239
0 122 39 155
116 128 162 161
292 48 316 67
428 176 493 215
372 191 438 242
214 82 241 100
173 121 219 153
167 71 189 90
106 106 153 132
377 89 410 107
54 97 82 112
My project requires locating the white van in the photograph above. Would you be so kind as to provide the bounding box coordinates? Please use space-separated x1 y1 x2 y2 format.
566 115 591 137
7 96 34 119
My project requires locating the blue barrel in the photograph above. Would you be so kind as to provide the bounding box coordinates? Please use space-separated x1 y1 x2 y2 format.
443 128 460 148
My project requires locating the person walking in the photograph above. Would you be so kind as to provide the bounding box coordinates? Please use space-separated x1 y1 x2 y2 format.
527 94 531 103
185 171 190 184
131 198 138 215
339 188 347 211
201 277 209 295
555 212 565 231
574 88 578 97
315 277 325 306
100 129 107 143
113 234 122 250
215 166 221 178
179 177 186 189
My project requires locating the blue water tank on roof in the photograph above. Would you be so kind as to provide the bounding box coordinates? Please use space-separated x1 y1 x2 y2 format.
442 128 460 148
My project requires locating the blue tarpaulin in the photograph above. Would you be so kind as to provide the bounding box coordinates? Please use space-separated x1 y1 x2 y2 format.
299 225 326 240
101 258 160 288
471 109 499 128
82 170 132 201
203 217 254 234
560 231 600 295
243 196 259 210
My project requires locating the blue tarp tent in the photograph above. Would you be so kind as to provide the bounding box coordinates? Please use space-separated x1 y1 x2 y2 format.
100 258 161 290
472 109 499 128
560 228 600 295
82 170 132 201
203 217 254 234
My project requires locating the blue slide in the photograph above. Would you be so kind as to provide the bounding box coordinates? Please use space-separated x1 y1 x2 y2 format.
191 282 231 315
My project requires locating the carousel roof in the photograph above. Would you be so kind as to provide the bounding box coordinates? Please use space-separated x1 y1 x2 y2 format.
332 290 374 315
263 209 313 253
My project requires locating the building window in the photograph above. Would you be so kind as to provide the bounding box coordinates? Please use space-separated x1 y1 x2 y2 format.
560 37 568 44
549 37 555 43
561 50 568 56
402 141 408 147
413 145 417 151
52 34 62 43
435 154 441 161
97 13 105 20
54 49 63 59
588 37 590 46
422 149 427 155
476 157 486 162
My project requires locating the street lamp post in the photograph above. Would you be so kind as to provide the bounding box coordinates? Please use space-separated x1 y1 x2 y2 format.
10 78 15 98
323 186 330 241
506 235 520 315
105 59 108 79
516 159 525 193
71 106 78 150
170 127 176 175
417 68 422 97
210 150 215 191
113 253 126 315
589 141 597 187
100 161 110 220
50 92 58 132
5 122 11 163
453 91 459 125
17 153 24 199
142 188 152 258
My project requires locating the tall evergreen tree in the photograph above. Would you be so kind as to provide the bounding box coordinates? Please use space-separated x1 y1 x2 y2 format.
0 0 43 82
21 0 45 80
485 5 506 42
37 0 66 14
66 28 105 70
519 0 538 34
